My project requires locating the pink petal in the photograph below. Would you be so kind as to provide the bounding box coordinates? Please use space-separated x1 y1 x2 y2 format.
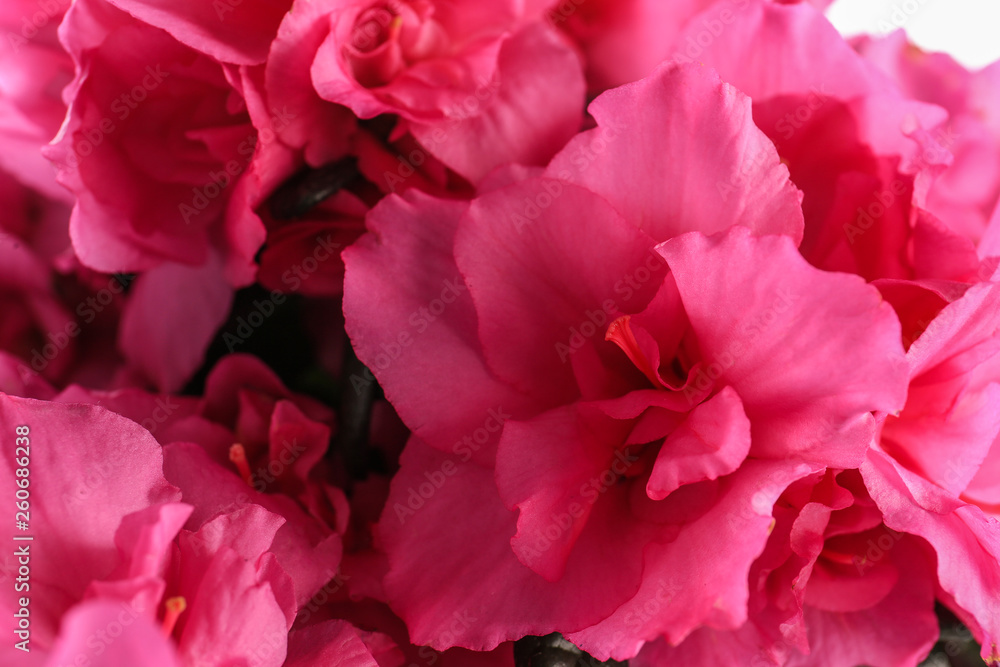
0 395 179 645
118 258 234 393
343 191 535 461
410 22 585 183
46 600 183 667
676 0 884 100
163 442 342 608
286 620 381 667
658 227 908 467
646 386 751 500
567 460 819 661
265 0 358 166
546 63 803 244
494 404 651 583
105 0 290 64
786 541 938 667
863 448 1000 662
455 180 661 404
380 438 644 651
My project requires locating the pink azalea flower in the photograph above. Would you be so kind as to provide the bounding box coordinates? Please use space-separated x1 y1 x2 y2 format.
343 62 909 659
41 0 305 389
272 0 586 184
0 393 183 659
855 32 1000 248
0 389 342 666
864 278 1000 663
671 0 995 283
635 467 940 667
55 354 346 609
45 0 262 283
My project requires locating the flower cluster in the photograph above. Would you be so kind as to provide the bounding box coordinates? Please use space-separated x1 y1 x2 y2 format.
0 0 998 665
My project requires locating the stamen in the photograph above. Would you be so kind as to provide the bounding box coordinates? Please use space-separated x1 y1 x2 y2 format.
161 596 187 637
228 444 254 486
605 315 663 389
388 15 403 41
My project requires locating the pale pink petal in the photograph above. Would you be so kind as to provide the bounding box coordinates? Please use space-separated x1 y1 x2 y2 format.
45 600 183 667
118 258 234 393
546 63 803 244
343 191 536 462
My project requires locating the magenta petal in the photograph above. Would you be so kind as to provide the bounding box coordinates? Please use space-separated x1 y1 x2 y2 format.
162 442 341 608
658 227 908 467
286 620 381 667
0 395 179 645
546 62 803 244
118 258 234 393
495 404 649 583
634 624 784 667
568 460 819 661
455 180 661 403
343 191 536 461
786 542 938 667
380 438 642 651
677 0 883 100
46 600 183 667
863 448 1000 662
176 547 292 666
104 0 290 64
646 386 751 501
411 22 585 183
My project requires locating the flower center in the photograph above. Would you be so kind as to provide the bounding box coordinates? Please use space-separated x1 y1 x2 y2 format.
351 6 402 54
605 315 665 389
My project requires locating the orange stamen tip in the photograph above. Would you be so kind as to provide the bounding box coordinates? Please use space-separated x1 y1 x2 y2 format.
388 15 403 39
161 596 187 637
228 443 254 486
605 315 663 389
